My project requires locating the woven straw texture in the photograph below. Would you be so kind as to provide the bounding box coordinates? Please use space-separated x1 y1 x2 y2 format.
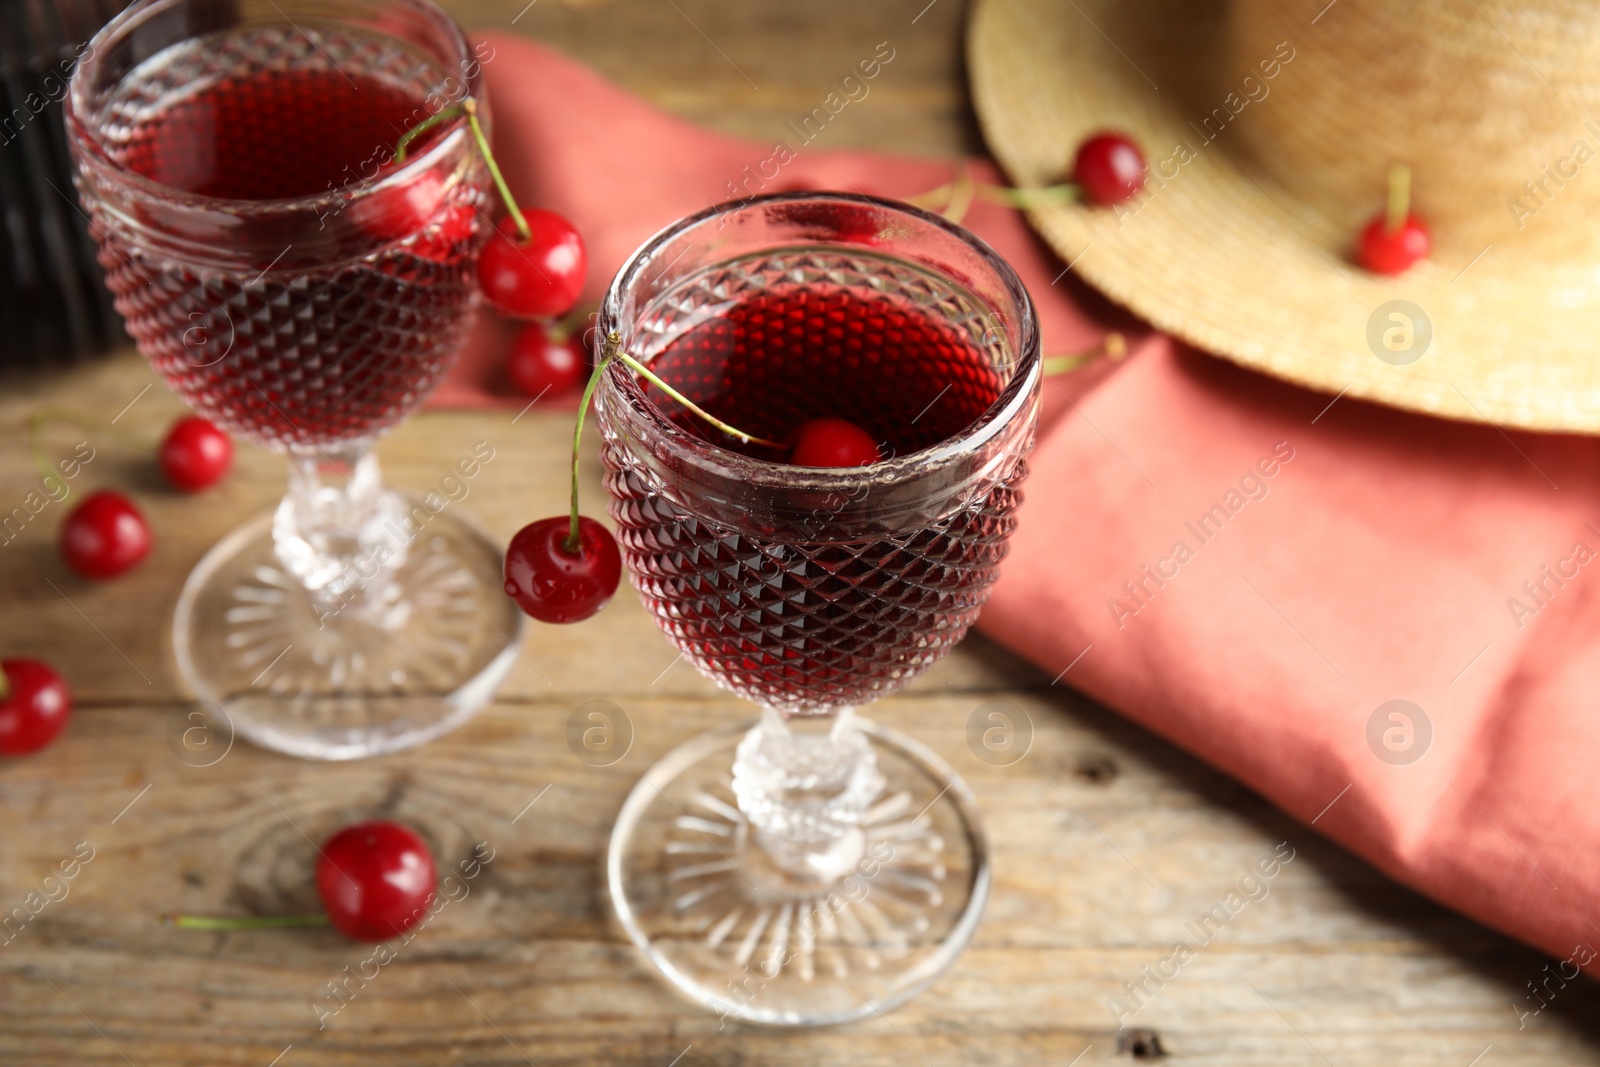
969 0 1600 432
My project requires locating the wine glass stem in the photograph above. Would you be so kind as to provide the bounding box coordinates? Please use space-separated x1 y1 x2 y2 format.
272 444 411 619
731 706 887 881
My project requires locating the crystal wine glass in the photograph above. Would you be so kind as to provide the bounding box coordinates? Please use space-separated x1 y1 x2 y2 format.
65 0 525 759
596 193 1040 1025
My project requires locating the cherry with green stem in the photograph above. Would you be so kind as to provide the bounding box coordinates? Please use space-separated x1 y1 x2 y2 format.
788 417 881 467
906 131 1148 224
398 98 588 319
502 331 623 625
30 408 234 495
61 491 150 581
503 331 789 625
576 335 786 537
1359 164 1430 276
165 820 436 942
31 407 149 582
498 319 1110 623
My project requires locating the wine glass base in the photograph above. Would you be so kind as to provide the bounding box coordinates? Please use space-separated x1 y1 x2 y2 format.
172 506 525 760
607 717 991 1027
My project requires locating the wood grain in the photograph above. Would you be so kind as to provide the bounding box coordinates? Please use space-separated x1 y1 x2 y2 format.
0 2 1597 1064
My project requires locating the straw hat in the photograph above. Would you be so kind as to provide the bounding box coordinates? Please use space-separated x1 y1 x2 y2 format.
968 0 1600 433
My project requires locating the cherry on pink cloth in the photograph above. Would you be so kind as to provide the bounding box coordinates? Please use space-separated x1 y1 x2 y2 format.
440 33 1600 971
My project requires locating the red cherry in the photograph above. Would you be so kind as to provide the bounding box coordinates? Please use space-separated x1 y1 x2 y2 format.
508 322 586 397
1358 213 1431 275
60 491 151 580
315 821 437 941
0 659 71 756
788 417 881 467
160 416 233 492
1072 131 1146 206
503 515 622 624
477 209 586 320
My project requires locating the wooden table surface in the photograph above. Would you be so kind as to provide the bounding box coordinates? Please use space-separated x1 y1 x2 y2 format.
3 2 1599 1064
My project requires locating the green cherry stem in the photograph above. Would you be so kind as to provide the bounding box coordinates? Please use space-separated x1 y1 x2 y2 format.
977 183 1081 209
30 415 66 503
566 333 620 553
564 334 781 554
548 299 600 344
1386 164 1411 234
29 409 144 505
462 97 532 244
393 105 462 164
393 97 533 243
1041 332 1127 377
907 177 1081 216
163 913 330 930
940 161 977 225
611 349 784 451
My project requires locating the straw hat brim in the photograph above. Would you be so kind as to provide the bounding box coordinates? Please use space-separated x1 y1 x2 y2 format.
968 0 1600 434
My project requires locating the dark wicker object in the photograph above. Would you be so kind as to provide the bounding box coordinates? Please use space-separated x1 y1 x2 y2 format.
0 0 127 368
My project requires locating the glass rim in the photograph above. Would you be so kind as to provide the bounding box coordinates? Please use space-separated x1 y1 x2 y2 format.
64 0 476 213
597 190 1041 491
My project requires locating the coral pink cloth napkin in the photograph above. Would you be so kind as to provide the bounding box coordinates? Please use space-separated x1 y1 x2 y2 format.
444 33 1600 973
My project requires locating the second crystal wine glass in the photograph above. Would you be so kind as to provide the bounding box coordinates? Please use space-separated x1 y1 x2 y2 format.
66 0 524 758
597 193 1040 1025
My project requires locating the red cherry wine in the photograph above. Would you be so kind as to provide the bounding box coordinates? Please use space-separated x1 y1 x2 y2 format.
89 26 483 449
603 265 1026 711
119 67 428 201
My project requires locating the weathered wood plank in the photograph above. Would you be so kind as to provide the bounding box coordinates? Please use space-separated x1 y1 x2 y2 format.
445 0 984 159
0 695 1595 1065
